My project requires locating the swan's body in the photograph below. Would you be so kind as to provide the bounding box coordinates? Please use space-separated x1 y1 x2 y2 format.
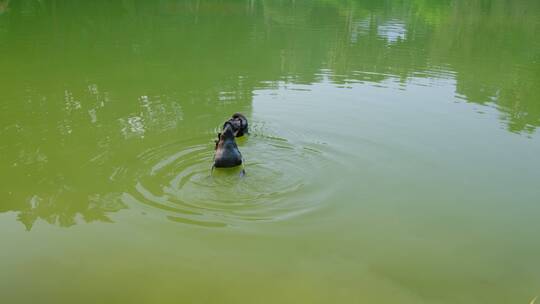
224 113 248 137
213 123 243 168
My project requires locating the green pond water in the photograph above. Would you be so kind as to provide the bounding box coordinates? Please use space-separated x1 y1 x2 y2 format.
1 0 540 303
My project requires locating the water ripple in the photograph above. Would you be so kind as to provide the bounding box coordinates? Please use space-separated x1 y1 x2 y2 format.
123 127 329 228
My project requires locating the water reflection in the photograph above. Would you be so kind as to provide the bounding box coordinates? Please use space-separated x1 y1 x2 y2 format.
2 0 538 131
0 0 9 15
377 20 406 43
0 0 539 229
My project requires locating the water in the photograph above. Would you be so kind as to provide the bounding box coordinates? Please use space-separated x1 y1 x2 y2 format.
1 0 540 303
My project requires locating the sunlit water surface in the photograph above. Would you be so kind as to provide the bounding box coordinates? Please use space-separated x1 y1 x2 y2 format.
1 1 540 303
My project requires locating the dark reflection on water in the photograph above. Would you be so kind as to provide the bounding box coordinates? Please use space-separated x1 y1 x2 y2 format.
0 0 539 229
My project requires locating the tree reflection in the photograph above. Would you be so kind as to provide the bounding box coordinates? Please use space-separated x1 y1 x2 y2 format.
0 0 9 15
0 0 539 229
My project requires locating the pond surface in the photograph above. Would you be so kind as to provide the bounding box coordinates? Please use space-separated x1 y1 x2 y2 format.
1 0 540 303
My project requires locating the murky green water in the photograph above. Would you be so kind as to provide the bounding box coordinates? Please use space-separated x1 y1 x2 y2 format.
1 0 540 303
